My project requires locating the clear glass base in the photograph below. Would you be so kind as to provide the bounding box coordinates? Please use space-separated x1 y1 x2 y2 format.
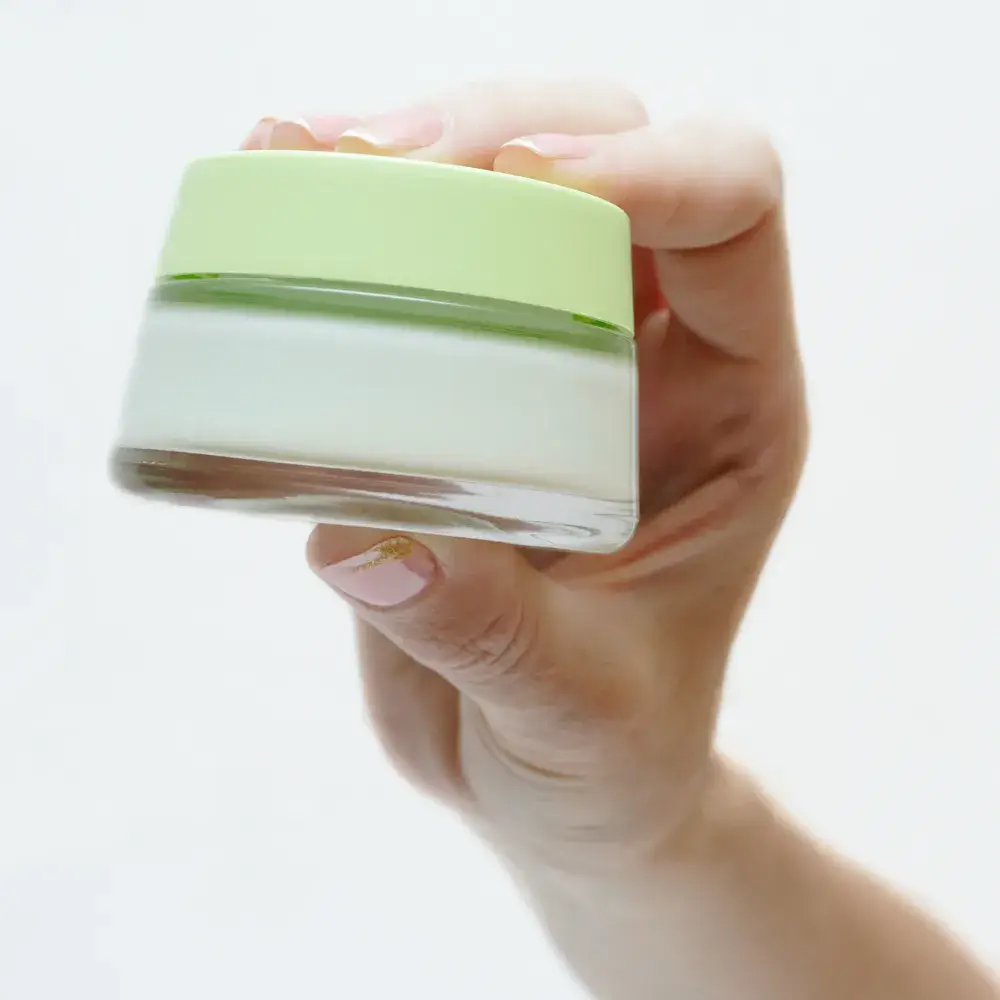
111 448 637 553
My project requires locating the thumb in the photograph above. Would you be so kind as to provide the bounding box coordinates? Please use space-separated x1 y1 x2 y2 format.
307 526 638 724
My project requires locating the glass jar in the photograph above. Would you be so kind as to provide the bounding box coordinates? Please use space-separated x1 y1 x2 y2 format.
111 152 637 552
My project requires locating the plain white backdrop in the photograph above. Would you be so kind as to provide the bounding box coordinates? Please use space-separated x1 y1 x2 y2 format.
1 1 997 996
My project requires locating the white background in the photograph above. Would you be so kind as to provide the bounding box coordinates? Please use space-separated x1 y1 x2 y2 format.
1 1 998 996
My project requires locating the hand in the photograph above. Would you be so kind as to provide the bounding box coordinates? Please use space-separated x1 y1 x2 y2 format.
245 79 805 874
238 84 1000 1000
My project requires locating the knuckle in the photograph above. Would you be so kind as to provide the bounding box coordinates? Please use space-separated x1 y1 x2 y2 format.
686 117 785 198
701 120 786 234
717 124 783 210
618 89 651 129
449 598 540 689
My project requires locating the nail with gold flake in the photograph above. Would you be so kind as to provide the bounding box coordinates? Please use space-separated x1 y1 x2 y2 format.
318 537 437 607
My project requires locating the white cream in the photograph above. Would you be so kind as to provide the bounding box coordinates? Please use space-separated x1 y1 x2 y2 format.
117 303 636 502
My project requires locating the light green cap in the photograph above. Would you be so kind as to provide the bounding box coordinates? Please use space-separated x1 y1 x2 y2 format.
156 151 634 335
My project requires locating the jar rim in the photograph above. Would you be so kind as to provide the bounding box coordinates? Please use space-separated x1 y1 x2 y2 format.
152 274 634 351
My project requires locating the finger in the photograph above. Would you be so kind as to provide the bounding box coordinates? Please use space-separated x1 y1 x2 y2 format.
306 526 643 733
239 115 361 150
355 620 468 804
493 120 792 360
335 77 648 167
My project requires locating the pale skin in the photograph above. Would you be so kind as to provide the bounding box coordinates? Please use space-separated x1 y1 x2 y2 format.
242 80 999 998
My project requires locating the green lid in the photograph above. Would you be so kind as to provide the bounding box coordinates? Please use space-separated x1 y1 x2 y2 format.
156 151 634 335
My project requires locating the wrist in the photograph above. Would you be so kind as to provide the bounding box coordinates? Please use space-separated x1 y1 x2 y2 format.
495 754 733 911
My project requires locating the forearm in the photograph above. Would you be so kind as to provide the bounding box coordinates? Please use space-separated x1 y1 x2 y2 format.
518 758 998 1000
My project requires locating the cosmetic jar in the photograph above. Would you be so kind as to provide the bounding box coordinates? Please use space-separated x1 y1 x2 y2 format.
111 151 637 551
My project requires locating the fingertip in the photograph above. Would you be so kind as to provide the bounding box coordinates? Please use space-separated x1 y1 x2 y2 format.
239 116 278 150
334 132 393 156
493 133 617 205
307 524 412 575
307 525 518 606
307 524 491 576
334 106 445 156
301 114 363 148
240 115 361 152
491 141 551 179
307 527 439 609
266 119 323 151
494 133 598 174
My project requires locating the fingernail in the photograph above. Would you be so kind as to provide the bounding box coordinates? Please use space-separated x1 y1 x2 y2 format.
337 106 444 153
318 537 437 608
301 114 363 147
266 118 322 150
502 133 599 159
240 116 278 150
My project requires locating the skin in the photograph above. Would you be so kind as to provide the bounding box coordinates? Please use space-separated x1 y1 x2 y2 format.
244 80 999 999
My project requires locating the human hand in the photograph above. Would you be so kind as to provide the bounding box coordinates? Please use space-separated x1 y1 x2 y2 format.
244 79 804 876
234 82 1000 1000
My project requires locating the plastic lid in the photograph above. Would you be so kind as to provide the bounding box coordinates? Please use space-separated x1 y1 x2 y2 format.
156 151 634 335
